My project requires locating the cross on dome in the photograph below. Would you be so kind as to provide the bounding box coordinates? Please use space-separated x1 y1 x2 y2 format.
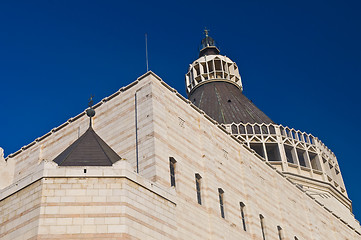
204 28 209 37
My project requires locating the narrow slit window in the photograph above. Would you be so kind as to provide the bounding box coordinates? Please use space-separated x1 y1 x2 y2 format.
169 157 176 187
261 125 269 134
254 125 261 134
269 125 276 134
277 226 283 240
239 125 246 134
194 63 200 75
260 214 266 240
280 126 285 136
208 61 214 72
195 173 202 205
240 202 247 231
246 125 254 134
231 124 238 134
218 188 225 218
291 131 296 140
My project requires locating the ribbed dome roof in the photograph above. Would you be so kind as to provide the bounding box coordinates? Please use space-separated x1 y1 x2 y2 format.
189 81 273 124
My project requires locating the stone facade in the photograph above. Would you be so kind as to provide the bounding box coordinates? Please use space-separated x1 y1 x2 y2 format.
1 72 360 239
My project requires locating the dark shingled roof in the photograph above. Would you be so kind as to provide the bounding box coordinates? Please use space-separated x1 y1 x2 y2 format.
189 81 273 124
53 126 121 166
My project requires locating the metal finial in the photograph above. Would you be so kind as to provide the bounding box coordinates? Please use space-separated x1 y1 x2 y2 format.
204 28 209 37
88 95 94 107
86 95 96 120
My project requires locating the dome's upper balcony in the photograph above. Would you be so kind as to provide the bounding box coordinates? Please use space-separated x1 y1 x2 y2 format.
185 54 242 96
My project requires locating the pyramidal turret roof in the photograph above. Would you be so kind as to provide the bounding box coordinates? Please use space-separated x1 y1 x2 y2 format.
53 125 121 166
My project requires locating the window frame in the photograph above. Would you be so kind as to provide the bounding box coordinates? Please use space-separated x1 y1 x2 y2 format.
277 226 283 240
169 157 176 187
195 173 202 205
218 188 225 219
260 214 266 240
240 202 247 231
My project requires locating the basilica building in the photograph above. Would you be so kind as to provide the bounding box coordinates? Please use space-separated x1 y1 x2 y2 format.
1 33 360 239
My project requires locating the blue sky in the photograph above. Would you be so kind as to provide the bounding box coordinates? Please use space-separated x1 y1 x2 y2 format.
1 0 361 221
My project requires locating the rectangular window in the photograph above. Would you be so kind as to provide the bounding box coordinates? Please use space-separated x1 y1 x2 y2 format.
169 157 176 187
265 143 281 161
277 226 283 240
260 214 266 240
240 202 247 231
309 151 320 170
250 143 265 158
284 144 295 163
195 173 202 205
218 188 225 218
297 148 307 167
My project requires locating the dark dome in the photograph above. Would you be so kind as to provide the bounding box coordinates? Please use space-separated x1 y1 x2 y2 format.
189 81 273 124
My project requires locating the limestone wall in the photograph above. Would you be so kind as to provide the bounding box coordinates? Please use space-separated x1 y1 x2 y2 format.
1 72 360 239
146 74 361 239
0 179 42 240
0 160 177 240
37 177 176 239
